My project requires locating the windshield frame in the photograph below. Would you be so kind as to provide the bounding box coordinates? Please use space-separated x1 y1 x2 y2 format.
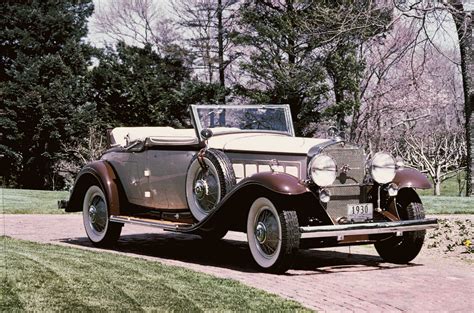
190 104 295 141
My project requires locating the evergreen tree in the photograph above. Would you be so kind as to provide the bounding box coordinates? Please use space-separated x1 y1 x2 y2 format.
89 42 192 128
235 0 390 135
0 0 94 189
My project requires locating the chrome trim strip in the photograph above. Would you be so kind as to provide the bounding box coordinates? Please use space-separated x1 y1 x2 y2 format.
148 136 198 145
110 215 192 230
307 139 342 158
329 183 361 187
299 218 438 239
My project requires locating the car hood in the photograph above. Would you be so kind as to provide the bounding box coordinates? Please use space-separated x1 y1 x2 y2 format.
208 133 330 155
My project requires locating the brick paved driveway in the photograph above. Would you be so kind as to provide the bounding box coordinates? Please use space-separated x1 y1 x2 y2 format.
2 214 473 312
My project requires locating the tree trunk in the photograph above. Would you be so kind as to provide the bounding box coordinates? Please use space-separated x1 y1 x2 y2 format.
434 180 441 196
451 1 473 196
206 44 213 83
287 0 296 65
470 16 474 196
217 0 225 90
434 166 441 196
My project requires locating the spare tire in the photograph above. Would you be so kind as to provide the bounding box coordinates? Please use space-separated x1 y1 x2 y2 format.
185 148 236 221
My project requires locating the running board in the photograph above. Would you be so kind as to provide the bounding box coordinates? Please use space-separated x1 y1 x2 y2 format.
299 218 438 239
110 215 193 231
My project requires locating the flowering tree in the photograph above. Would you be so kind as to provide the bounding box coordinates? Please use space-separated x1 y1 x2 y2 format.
391 0 473 195
397 130 467 196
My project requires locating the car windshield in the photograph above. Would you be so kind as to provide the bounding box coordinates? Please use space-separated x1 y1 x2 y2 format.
191 105 295 137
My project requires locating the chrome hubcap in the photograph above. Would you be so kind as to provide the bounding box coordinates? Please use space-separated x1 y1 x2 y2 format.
193 167 219 213
194 179 209 200
255 222 267 244
88 195 107 233
89 205 97 223
255 208 279 256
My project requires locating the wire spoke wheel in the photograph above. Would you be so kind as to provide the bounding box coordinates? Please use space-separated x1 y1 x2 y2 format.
186 149 236 222
255 208 279 257
193 166 220 213
247 197 300 274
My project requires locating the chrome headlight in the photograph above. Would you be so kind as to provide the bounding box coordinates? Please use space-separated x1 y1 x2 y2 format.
309 154 337 187
370 152 396 184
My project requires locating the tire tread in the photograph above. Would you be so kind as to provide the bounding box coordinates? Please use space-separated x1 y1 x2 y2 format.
207 149 236 194
268 210 300 274
375 201 425 264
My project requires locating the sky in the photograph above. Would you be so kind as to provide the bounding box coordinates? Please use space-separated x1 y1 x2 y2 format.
86 0 174 48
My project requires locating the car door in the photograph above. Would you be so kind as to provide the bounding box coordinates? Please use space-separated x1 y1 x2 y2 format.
146 149 195 210
105 150 147 206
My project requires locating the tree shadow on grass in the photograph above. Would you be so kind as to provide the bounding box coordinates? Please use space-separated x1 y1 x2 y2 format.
60 232 420 275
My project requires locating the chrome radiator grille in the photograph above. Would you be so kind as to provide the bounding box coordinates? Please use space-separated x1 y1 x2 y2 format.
324 143 366 222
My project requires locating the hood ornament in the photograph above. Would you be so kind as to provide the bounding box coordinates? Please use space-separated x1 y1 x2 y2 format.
327 126 346 143
339 164 351 184
340 164 351 174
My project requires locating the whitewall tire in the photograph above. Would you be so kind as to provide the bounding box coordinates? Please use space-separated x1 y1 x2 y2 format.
246 197 300 273
185 149 235 221
82 184 122 247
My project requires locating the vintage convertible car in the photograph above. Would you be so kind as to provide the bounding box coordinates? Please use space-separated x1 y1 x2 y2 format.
60 104 438 273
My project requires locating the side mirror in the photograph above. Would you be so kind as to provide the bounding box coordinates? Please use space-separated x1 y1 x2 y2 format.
200 128 213 140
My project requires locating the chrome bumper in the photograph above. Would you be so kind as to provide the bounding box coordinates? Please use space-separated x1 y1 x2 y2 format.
299 218 438 239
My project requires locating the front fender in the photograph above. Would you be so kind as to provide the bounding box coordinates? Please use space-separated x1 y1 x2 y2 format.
67 160 121 215
393 168 431 189
238 172 309 195
182 172 313 233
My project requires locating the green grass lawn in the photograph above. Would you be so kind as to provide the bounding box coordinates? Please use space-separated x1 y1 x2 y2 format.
418 173 467 197
1 237 308 311
416 174 473 214
420 196 473 214
1 188 69 214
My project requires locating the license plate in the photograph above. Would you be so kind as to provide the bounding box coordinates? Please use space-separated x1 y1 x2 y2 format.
347 203 373 222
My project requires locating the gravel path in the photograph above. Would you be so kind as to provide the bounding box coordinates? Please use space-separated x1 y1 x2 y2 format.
2 214 473 312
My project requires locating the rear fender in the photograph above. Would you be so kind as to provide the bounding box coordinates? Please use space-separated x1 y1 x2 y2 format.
393 168 431 190
67 161 121 215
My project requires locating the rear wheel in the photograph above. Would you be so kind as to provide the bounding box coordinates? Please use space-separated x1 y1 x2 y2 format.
82 185 122 247
246 197 300 273
375 200 425 264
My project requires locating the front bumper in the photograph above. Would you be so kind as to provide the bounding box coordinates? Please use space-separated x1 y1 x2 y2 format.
299 218 438 239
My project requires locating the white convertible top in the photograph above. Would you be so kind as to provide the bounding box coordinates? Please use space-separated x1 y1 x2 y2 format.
110 127 198 147
110 126 331 154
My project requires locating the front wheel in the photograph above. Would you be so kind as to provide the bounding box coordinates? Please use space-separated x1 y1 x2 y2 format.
246 197 300 273
82 184 122 247
375 201 426 264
